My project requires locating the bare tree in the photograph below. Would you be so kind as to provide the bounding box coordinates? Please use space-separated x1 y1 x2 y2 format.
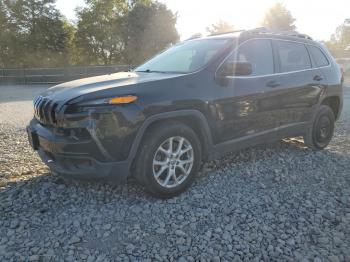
207 20 234 35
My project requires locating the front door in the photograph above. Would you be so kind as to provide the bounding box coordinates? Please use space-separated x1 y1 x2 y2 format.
212 38 281 142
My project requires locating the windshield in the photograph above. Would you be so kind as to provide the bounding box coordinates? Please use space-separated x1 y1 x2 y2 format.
135 38 232 74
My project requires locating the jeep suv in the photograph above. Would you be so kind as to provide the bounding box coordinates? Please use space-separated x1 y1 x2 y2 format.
27 28 343 198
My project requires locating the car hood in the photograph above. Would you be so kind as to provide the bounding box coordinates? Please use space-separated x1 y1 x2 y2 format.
40 71 184 102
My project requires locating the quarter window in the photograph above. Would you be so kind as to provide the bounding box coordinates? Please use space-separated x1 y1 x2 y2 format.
275 41 311 72
308 45 329 67
224 39 274 76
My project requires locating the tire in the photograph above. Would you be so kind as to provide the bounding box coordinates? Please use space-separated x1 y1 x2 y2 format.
133 122 202 198
304 105 335 150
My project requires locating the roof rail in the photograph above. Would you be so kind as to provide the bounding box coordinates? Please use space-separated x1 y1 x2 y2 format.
241 27 313 40
205 27 313 40
185 33 203 41
209 29 246 36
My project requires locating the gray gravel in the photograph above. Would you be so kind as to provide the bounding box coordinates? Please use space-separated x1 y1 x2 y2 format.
1 85 350 261
0 85 49 127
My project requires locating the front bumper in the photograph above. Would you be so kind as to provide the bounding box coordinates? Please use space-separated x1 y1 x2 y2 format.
37 147 129 181
27 118 134 182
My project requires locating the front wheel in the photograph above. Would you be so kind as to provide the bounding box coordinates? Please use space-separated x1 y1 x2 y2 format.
134 122 202 198
304 105 335 150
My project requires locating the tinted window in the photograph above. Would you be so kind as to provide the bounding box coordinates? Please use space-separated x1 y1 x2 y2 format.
225 39 274 76
308 45 329 67
275 41 311 72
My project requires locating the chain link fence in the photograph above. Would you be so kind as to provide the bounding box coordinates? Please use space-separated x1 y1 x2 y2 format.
0 65 133 85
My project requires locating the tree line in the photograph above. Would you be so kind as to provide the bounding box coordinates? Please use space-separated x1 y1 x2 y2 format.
0 0 179 68
0 1 349 69
206 3 350 59
326 20 350 58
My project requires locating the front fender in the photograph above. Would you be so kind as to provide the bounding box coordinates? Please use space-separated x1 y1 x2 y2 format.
127 109 214 164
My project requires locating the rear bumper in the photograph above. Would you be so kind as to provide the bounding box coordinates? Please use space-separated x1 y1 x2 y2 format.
27 120 131 182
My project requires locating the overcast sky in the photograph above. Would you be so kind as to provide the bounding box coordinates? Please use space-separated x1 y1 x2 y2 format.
56 0 350 41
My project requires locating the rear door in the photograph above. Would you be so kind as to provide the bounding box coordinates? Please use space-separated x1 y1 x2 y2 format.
271 39 326 127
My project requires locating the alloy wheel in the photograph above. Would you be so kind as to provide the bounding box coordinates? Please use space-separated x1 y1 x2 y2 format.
152 136 194 188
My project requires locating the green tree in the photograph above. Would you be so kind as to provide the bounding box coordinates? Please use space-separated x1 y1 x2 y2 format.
0 0 14 67
74 0 129 65
206 20 234 35
62 20 79 65
262 3 296 31
0 0 179 67
124 1 179 64
1 0 72 67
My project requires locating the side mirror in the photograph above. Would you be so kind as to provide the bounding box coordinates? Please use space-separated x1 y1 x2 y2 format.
219 61 253 77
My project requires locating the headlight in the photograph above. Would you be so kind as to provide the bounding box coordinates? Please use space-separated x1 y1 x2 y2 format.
77 95 138 107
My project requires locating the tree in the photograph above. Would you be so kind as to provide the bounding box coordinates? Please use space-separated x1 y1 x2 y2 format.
326 20 350 58
0 0 179 67
62 20 79 65
0 0 15 67
124 1 179 64
335 23 350 49
262 3 296 31
206 20 234 35
74 0 129 65
0 0 72 67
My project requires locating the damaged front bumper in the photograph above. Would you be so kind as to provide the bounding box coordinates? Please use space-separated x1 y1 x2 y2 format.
26 105 142 182
36 147 129 181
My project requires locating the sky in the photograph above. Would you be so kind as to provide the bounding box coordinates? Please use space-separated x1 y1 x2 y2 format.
56 0 350 41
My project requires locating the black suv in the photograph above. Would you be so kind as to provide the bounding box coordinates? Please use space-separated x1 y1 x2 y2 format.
27 28 343 198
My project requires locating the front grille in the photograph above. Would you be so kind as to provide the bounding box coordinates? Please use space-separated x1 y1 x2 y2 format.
33 96 58 125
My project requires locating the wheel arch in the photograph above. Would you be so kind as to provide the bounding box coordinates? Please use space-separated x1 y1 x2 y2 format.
128 110 213 167
320 96 341 120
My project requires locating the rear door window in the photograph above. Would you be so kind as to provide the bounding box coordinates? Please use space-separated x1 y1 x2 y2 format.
308 45 329 67
275 40 311 72
224 39 274 76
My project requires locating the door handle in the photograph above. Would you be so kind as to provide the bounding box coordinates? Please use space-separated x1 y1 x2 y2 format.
313 75 323 81
266 80 280 88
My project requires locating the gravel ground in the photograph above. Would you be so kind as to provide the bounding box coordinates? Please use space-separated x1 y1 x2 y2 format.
0 84 350 261
0 85 49 127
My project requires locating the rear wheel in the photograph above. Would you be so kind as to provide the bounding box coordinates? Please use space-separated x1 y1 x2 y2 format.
304 105 335 150
134 122 202 198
